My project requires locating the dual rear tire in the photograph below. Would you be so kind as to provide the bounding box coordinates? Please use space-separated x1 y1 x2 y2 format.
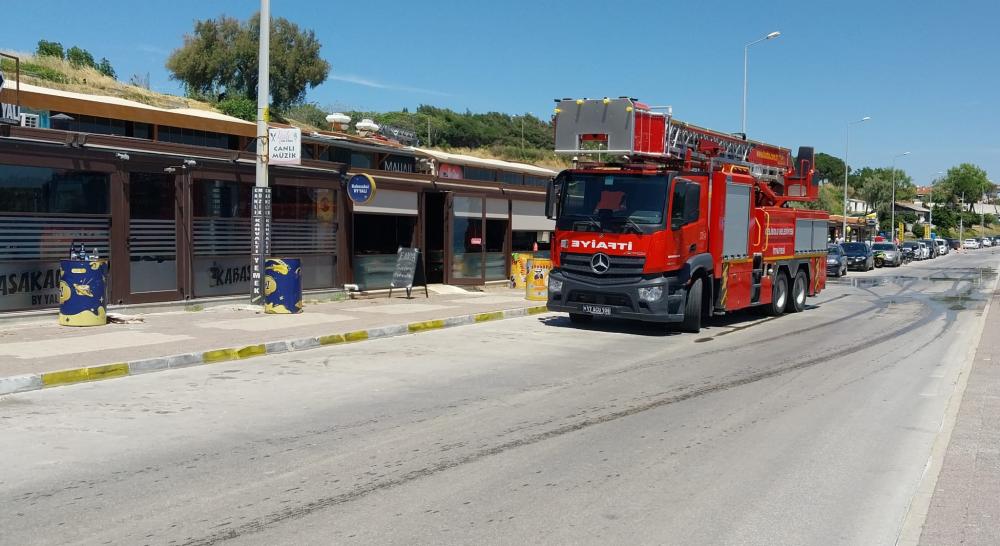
765 270 807 316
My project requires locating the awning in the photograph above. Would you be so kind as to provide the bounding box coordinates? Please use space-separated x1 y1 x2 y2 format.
512 200 555 231
353 189 418 216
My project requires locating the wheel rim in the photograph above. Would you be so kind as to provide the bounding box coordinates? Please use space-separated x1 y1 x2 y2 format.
776 279 787 309
795 277 806 305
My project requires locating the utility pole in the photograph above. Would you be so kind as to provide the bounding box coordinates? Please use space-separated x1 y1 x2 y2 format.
251 0 272 305
959 192 965 246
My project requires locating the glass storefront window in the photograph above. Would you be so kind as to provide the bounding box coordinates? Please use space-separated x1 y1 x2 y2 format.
353 213 416 290
129 173 177 293
192 179 250 297
452 196 483 280
485 219 507 280
0 165 109 214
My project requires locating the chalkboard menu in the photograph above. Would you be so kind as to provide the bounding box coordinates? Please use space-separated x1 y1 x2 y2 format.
389 247 428 298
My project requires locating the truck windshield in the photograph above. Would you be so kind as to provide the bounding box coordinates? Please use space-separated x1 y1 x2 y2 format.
557 173 669 233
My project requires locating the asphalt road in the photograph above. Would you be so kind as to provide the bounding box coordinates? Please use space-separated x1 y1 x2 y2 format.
2 249 998 546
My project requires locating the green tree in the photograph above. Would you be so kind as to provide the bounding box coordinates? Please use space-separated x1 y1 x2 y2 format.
36 40 65 59
96 57 116 79
66 46 96 68
813 152 846 186
807 182 845 214
983 213 996 228
166 13 330 109
911 223 925 238
936 163 991 210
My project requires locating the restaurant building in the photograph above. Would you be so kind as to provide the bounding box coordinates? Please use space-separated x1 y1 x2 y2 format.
0 80 555 312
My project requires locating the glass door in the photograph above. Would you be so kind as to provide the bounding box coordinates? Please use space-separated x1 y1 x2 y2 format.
449 194 485 285
126 172 181 301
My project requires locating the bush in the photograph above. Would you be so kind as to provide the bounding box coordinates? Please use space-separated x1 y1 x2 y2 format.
282 102 329 129
36 40 65 59
217 96 257 122
911 223 925 238
1 58 69 83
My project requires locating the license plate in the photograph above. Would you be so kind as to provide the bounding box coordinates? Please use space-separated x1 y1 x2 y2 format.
581 304 612 316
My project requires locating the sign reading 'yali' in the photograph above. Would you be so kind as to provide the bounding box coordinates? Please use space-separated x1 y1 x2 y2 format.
0 69 20 125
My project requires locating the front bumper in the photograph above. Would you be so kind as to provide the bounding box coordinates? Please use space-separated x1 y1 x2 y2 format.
847 258 868 270
546 269 687 323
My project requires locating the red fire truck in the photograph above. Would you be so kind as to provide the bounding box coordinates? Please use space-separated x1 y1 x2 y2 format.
545 97 829 333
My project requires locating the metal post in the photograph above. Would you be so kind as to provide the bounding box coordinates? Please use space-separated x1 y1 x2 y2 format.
890 152 909 244
741 31 779 136
843 117 871 242
251 0 271 305
959 192 965 245
843 126 849 241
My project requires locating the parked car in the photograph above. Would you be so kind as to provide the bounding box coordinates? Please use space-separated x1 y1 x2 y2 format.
871 242 903 267
947 238 961 250
841 242 874 271
935 239 949 255
963 238 980 249
827 244 848 277
901 241 922 260
920 239 939 258
983 238 994 247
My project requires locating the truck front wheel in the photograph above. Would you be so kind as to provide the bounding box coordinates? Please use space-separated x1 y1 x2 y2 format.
680 278 703 333
765 273 788 316
787 270 807 313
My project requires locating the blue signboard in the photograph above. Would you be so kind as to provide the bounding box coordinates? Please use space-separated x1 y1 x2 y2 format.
347 173 377 205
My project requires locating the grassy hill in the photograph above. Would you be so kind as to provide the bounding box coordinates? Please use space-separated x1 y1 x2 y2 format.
0 51 566 168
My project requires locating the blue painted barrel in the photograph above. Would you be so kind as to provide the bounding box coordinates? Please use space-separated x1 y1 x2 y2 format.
264 257 303 314
59 259 108 326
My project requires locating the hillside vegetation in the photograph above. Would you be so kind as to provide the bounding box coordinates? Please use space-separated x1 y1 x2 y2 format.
0 51 565 167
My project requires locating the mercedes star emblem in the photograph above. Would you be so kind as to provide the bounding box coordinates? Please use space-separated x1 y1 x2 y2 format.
590 253 611 274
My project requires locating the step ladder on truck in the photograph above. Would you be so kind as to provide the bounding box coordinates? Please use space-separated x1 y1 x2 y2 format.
544 97 829 333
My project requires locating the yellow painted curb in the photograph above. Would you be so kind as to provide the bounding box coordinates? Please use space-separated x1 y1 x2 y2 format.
203 348 239 363
528 306 549 315
318 333 345 345
236 344 266 359
474 311 504 323
41 362 128 387
344 330 369 342
408 319 445 333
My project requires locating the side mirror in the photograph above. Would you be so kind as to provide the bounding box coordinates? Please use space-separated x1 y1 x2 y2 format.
546 175 564 220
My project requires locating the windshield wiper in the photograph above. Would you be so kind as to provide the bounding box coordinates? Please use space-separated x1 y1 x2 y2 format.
569 214 602 231
610 216 643 234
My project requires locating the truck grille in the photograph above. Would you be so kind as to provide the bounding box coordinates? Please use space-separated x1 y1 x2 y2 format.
568 291 633 308
559 252 646 285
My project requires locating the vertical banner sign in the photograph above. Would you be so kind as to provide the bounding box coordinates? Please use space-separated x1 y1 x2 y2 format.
268 127 302 166
250 186 272 304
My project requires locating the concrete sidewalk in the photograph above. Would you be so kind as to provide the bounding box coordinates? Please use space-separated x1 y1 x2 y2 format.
0 287 548 394
918 284 1000 545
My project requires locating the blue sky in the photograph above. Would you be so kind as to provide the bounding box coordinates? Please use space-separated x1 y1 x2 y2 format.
5 0 999 186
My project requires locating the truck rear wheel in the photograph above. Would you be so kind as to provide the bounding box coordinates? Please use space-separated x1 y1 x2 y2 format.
788 270 807 313
680 278 703 333
569 313 593 324
765 273 788 316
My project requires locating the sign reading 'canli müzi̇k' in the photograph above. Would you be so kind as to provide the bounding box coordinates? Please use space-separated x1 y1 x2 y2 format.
250 186 272 304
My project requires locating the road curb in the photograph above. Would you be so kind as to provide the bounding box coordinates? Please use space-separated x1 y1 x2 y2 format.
0 305 551 396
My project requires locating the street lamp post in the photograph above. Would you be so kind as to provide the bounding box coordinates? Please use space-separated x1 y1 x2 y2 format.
251 0 271 305
843 116 872 241
741 31 781 136
890 151 910 243
929 171 943 231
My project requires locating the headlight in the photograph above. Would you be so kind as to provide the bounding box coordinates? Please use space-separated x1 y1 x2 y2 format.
638 286 663 302
827 258 838 264
548 278 563 292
